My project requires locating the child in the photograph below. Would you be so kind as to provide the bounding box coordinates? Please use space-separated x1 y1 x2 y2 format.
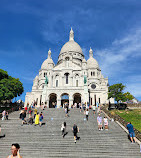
39 113 43 127
103 117 108 130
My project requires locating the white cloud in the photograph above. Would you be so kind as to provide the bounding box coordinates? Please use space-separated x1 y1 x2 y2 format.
126 83 141 98
95 27 141 100
96 27 141 77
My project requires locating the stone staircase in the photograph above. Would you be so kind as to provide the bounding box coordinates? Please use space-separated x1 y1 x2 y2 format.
0 108 140 158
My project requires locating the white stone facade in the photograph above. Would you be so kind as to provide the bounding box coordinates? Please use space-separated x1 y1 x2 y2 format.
25 28 108 108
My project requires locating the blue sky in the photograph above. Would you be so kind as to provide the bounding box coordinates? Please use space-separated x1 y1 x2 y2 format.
0 0 141 101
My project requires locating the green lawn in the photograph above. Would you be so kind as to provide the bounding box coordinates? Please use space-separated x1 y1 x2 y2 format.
115 109 141 132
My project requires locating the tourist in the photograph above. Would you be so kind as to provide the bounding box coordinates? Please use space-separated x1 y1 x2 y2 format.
97 106 100 114
41 112 44 118
41 102 44 110
7 143 22 158
97 114 103 131
34 108 37 119
103 117 108 130
24 106 27 113
92 105 96 115
74 102 77 108
86 109 89 121
127 122 136 143
28 105 32 116
28 115 33 125
79 104 82 113
83 103 86 111
6 111 9 120
39 113 43 127
0 124 5 138
2 110 6 120
72 124 79 143
20 110 26 126
35 112 39 126
96 102 99 108
61 122 67 138
65 105 69 117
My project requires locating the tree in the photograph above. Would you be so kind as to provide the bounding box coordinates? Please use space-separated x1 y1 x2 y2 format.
108 83 126 103
0 69 24 103
0 69 8 80
123 92 134 101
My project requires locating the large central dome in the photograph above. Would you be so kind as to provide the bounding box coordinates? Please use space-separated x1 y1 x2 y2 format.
58 28 84 64
60 40 83 54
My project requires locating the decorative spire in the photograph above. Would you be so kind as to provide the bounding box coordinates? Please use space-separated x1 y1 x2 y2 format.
89 47 93 58
48 48 51 59
69 27 74 41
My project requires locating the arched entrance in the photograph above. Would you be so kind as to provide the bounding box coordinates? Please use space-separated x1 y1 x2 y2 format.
73 93 81 108
61 93 69 108
49 93 57 108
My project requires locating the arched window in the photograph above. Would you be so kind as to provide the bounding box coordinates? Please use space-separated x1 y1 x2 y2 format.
44 72 47 77
65 73 69 84
56 80 58 87
76 80 78 87
91 72 92 76
93 72 95 76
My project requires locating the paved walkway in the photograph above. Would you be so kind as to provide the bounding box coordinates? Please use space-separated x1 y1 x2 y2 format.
0 108 140 158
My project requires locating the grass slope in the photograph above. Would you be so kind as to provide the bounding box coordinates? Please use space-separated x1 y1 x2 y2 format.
115 109 141 132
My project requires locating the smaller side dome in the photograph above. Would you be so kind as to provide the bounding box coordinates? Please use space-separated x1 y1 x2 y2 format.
82 57 87 63
41 49 54 70
41 58 54 69
87 58 99 69
87 47 99 69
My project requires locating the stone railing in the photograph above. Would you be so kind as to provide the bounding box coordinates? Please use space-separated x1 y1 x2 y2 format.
127 103 141 108
102 106 141 142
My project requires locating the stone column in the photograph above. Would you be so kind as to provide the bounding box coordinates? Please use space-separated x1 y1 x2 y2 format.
69 96 73 108
37 96 40 107
46 99 49 108
57 99 61 108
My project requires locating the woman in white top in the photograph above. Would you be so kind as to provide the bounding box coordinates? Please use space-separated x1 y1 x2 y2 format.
92 105 96 115
86 109 89 121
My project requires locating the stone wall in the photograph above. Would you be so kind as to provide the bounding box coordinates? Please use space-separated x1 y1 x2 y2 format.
127 103 141 108
0 104 22 118
102 105 141 141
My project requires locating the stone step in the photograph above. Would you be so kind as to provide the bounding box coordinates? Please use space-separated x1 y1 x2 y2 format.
0 108 140 158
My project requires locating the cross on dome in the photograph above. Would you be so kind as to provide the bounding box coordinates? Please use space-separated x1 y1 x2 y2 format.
48 49 51 59
69 27 74 41
89 47 93 58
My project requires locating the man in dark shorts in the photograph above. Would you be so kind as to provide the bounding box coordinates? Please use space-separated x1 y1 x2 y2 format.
127 122 136 143
72 124 79 143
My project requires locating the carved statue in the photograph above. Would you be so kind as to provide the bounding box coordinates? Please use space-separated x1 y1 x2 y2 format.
45 75 48 85
84 75 87 84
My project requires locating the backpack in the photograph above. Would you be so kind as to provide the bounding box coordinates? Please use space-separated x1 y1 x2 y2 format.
73 125 78 133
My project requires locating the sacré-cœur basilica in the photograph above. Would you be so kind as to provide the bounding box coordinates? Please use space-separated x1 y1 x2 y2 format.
25 28 109 108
